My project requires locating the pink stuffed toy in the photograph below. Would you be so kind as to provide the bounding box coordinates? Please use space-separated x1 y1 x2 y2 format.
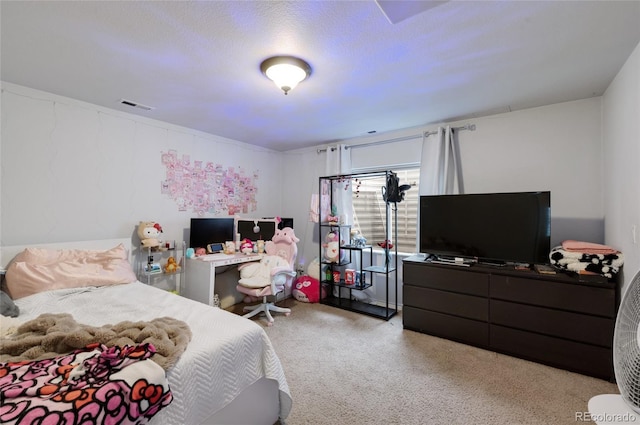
265 227 300 263
240 238 254 254
292 257 326 303
293 276 326 303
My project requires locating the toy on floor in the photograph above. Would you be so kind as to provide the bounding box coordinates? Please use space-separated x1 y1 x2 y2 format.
293 258 326 303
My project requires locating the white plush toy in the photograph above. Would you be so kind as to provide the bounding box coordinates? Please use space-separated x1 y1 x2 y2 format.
323 231 341 263
238 255 290 289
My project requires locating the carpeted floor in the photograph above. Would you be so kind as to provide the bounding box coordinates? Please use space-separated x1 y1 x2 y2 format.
229 299 619 425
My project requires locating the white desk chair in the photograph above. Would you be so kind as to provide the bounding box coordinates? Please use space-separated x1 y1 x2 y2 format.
236 227 299 326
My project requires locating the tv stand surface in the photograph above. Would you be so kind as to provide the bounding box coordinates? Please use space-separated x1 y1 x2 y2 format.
477 260 507 267
426 254 475 267
429 259 471 267
402 256 618 381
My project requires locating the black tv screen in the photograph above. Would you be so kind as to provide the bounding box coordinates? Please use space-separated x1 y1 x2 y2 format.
419 191 551 264
189 218 235 249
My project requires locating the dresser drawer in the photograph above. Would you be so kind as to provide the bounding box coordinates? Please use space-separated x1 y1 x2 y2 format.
403 263 489 296
405 285 488 321
490 275 616 317
490 325 613 380
403 306 489 347
490 299 614 347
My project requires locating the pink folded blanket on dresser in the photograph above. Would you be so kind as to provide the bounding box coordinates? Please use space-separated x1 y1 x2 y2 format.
561 240 619 255
550 241 624 279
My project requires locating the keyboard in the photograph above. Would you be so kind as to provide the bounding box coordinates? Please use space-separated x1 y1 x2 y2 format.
200 253 234 261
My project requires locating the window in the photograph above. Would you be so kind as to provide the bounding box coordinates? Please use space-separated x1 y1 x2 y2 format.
351 168 420 254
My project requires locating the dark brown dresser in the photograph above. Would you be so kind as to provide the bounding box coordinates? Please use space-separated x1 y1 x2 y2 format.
403 256 619 381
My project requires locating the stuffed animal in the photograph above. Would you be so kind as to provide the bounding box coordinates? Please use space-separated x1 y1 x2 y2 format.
138 221 163 248
292 258 326 303
327 205 339 224
351 230 367 248
240 238 254 255
264 227 300 263
323 231 341 263
164 256 181 273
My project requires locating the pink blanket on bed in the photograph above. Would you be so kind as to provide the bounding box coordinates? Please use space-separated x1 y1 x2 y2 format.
0 343 172 425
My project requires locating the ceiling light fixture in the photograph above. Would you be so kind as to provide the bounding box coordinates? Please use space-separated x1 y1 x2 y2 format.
260 55 312 95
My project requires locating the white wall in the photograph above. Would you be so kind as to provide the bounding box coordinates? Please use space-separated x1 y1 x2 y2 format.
602 41 640 292
282 97 605 305
0 82 283 247
3 40 637 303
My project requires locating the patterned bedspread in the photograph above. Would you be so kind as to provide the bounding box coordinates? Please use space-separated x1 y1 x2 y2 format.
1 343 171 425
12 282 292 424
549 245 624 279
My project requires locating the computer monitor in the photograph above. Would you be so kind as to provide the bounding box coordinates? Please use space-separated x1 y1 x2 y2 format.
189 218 235 249
235 217 279 242
263 217 294 230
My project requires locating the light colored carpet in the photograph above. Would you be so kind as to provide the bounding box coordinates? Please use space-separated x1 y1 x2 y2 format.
241 299 619 425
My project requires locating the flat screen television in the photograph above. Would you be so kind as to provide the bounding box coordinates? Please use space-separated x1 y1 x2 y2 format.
189 218 235 249
419 191 551 264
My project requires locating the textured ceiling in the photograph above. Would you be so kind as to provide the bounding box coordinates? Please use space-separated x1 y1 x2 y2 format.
1 1 639 152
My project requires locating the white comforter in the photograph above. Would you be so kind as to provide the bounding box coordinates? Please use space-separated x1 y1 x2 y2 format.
13 282 292 424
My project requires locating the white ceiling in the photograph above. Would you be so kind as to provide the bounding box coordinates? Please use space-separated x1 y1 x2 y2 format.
1 1 639 152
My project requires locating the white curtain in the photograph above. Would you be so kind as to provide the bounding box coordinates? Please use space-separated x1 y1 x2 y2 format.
419 126 464 196
325 144 351 177
324 144 353 226
309 145 351 224
417 126 464 254
323 145 371 301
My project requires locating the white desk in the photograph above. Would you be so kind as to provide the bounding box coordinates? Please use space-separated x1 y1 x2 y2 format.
183 254 262 307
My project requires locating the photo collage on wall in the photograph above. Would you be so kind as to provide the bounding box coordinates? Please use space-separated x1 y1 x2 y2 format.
160 149 258 216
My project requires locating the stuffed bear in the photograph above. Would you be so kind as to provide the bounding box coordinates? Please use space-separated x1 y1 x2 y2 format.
137 221 163 248
292 258 326 303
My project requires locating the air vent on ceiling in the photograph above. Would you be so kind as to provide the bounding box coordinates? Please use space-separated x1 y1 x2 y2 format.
119 99 155 111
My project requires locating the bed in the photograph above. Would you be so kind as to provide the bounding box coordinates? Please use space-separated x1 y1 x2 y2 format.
0 238 292 425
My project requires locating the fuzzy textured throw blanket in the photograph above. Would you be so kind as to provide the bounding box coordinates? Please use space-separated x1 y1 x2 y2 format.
0 313 192 370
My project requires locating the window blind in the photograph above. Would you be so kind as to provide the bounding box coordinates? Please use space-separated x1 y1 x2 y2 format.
351 168 420 254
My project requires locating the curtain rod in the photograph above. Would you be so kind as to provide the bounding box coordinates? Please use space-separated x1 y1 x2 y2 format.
423 123 476 137
317 123 476 153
